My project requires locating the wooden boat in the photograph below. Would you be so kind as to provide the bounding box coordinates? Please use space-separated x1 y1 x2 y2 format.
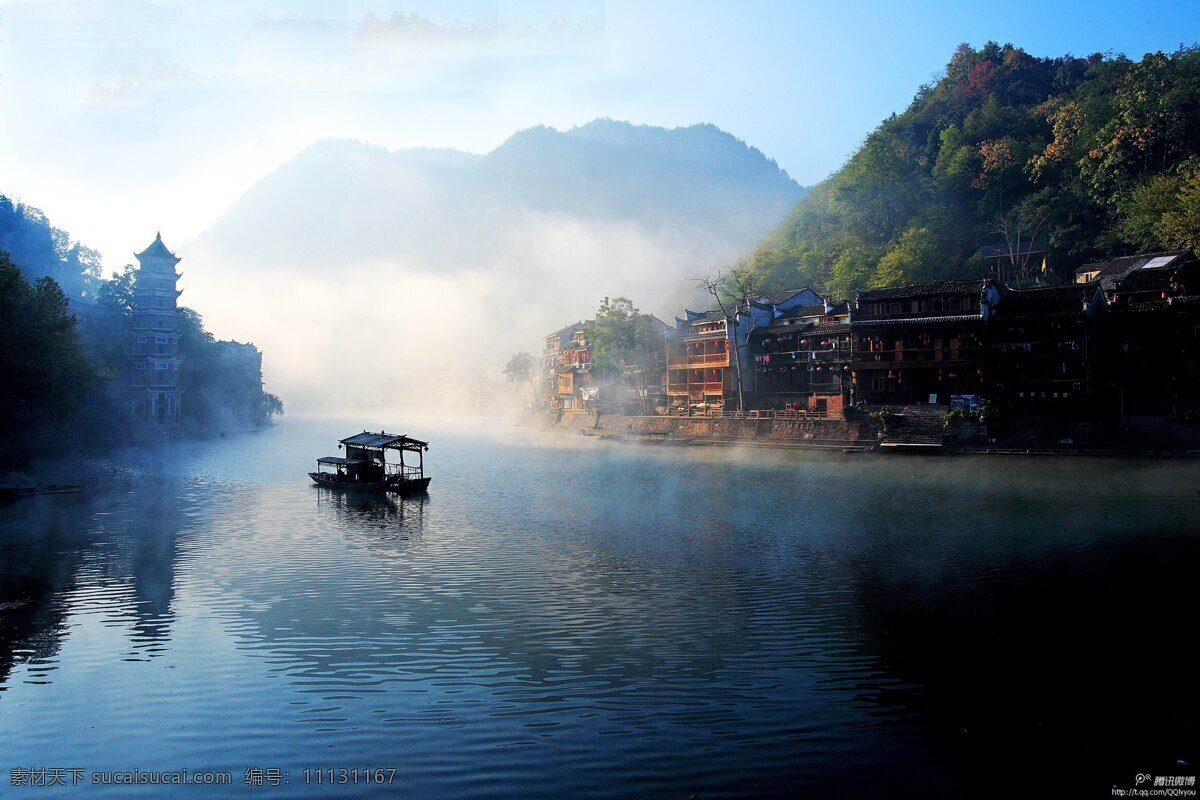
590 429 696 448
309 430 431 495
597 430 696 446
0 484 84 502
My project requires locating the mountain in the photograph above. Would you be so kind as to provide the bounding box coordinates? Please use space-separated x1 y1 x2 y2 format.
186 120 805 415
744 43 1200 299
197 120 803 272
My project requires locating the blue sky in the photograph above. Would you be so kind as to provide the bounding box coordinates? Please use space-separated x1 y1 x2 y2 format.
0 0 1196 267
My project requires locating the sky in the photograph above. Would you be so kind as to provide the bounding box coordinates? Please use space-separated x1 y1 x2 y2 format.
1 0 1196 272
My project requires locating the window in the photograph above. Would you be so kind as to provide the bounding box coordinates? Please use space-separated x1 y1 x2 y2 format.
871 376 896 393
137 336 147 343
155 336 168 344
135 362 146 369
155 363 169 370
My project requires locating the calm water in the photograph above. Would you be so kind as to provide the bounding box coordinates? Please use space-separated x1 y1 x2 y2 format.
2 419 1198 798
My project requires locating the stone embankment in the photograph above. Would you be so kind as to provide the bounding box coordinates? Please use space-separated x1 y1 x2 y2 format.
543 407 1200 456
551 411 878 451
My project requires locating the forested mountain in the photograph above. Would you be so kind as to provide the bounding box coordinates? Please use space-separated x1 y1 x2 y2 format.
0 196 103 298
746 43 1200 299
197 119 804 271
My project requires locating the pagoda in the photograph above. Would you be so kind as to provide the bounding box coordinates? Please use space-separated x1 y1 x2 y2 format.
129 233 184 422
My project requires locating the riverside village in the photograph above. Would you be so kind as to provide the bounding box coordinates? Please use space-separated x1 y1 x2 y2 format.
530 250 1200 455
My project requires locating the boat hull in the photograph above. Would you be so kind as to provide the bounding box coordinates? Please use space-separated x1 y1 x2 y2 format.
309 472 431 495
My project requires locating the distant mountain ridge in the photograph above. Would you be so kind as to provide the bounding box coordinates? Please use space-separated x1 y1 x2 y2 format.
185 118 805 414
195 119 805 271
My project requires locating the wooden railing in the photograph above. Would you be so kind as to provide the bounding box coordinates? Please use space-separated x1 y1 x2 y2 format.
667 381 725 393
667 354 730 368
692 408 828 419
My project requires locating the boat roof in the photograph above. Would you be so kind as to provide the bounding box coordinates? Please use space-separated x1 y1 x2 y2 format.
339 430 429 450
317 456 367 466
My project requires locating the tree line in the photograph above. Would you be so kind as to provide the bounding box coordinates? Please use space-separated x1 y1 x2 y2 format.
745 43 1200 298
0 195 282 464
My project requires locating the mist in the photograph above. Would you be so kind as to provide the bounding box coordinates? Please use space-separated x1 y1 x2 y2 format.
181 122 804 418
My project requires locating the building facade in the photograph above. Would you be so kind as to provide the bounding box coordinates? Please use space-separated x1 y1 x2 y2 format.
667 288 824 412
541 321 590 411
129 233 184 422
986 284 1104 416
749 301 852 416
852 280 999 406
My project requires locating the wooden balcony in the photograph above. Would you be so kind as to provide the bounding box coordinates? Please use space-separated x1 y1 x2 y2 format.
667 381 726 394
855 348 983 364
667 353 730 368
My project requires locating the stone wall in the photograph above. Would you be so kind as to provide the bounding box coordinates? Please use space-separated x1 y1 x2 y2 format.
552 411 877 450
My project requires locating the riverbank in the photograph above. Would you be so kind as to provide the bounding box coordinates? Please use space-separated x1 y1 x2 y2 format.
541 407 1200 457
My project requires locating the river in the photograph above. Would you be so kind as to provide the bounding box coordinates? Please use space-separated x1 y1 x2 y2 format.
1 419 1197 797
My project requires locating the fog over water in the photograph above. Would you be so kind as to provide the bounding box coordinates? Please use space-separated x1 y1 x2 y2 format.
180 124 802 416
2 420 1197 797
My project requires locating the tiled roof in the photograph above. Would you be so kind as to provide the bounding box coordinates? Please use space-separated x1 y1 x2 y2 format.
852 314 981 327
762 287 818 306
1123 300 1170 313
1113 267 1173 292
777 303 827 318
1079 250 1192 282
135 232 179 262
994 284 1097 318
683 309 727 324
545 321 584 338
857 279 988 301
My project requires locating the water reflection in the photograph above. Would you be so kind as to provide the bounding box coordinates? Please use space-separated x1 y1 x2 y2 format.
0 474 194 684
313 486 427 533
2 426 1199 799
845 531 1200 794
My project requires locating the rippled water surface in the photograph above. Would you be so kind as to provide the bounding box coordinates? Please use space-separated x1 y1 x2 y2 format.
2 419 1198 797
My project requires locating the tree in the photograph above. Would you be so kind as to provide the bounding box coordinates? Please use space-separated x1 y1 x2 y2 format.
740 44 1200 300
0 252 94 432
588 296 658 369
699 263 758 414
991 206 1046 287
503 351 539 406
1157 165 1200 251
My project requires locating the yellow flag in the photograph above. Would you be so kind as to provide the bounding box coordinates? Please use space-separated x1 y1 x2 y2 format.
1040 254 1048 273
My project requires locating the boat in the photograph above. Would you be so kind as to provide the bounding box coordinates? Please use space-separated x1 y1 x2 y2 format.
0 484 85 502
309 431 431 495
599 431 696 446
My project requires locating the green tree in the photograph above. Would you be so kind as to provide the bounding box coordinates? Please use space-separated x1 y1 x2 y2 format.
0 252 94 432
587 297 659 370
743 44 1200 298
503 351 538 405
1157 165 1200 251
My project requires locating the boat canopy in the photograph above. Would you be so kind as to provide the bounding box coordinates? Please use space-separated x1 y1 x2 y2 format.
339 431 429 452
316 456 368 466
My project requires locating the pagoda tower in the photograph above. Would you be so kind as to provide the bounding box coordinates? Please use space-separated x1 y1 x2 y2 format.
129 233 184 422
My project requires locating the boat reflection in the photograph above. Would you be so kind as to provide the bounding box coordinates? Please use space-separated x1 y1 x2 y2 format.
313 484 428 534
